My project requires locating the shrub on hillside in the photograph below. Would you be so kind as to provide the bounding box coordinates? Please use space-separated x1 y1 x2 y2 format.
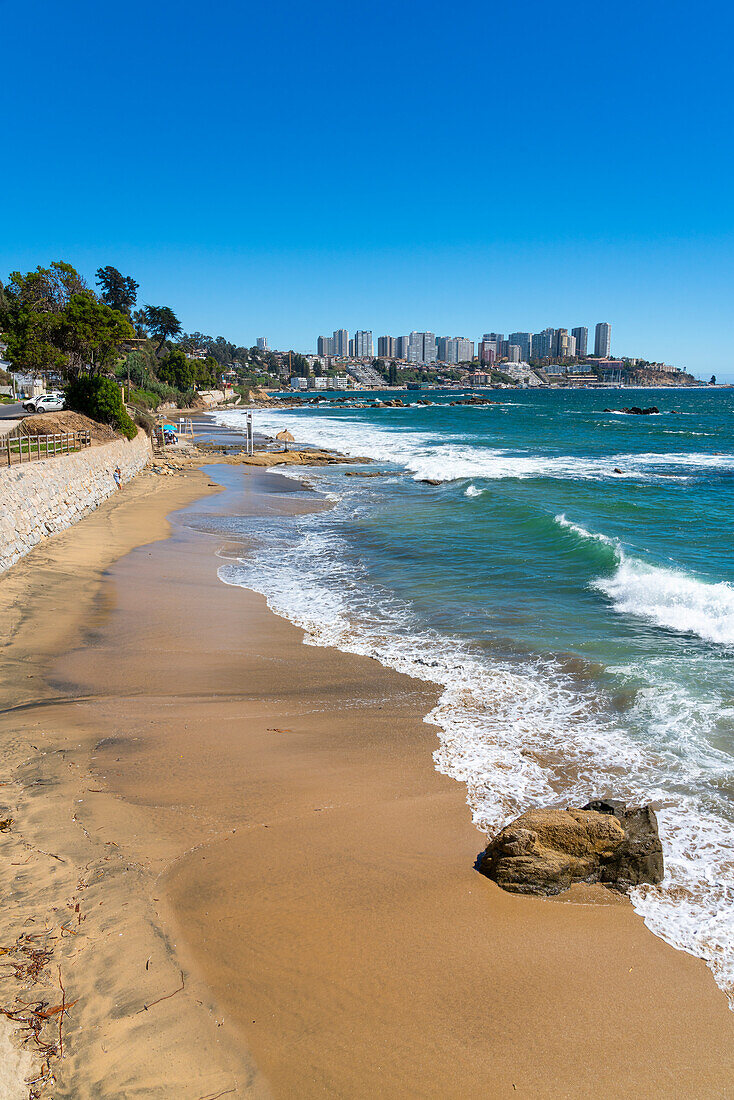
66 376 137 440
132 406 156 436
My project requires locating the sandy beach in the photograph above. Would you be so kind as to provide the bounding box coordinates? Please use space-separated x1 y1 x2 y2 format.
2 460 733 1097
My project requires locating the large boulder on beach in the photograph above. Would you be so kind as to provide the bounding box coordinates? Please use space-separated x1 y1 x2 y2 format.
478 799 663 896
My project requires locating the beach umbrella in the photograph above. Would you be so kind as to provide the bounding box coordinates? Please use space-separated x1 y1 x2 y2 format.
276 429 295 452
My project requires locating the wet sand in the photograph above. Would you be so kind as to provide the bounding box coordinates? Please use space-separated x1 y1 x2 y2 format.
2 463 733 1096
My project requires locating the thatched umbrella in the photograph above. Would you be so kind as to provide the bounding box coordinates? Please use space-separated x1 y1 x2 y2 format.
276 429 295 452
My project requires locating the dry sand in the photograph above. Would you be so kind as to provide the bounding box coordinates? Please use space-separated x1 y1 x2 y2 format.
1 462 732 1097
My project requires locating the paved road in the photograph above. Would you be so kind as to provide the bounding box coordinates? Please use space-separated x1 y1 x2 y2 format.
0 401 25 419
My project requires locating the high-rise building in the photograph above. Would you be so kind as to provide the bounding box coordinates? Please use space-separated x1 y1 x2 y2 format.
348 338 354 357
532 328 554 360
594 322 611 358
333 329 349 357
395 335 410 360
508 332 532 361
408 332 437 364
554 329 572 359
478 340 496 365
571 327 588 358
378 336 396 358
483 332 504 351
455 337 474 362
256 337 268 350
568 334 576 358
507 344 521 363
317 335 334 357
354 330 373 358
438 337 474 364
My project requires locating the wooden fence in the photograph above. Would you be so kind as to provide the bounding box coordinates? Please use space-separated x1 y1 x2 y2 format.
4 430 92 467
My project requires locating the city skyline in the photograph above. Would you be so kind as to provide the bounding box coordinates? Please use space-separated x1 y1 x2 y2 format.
315 323 615 365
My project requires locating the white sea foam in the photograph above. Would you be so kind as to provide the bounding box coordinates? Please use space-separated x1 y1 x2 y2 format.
214 408 734 485
464 484 484 498
596 561 734 645
555 514 734 646
555 513 619 549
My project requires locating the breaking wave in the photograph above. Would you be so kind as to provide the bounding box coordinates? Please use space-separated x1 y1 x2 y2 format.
555 514 734 646
214 408 734 485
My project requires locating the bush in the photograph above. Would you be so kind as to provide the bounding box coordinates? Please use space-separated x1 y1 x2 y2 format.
132 406 156 436
66 376 138 439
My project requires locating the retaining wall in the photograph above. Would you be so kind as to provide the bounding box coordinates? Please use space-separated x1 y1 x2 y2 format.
0 431 152 573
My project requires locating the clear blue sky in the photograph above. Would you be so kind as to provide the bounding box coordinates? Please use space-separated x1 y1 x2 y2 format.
4 0 734 379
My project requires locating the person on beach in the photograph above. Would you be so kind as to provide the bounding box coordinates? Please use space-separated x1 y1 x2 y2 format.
113 466 122 490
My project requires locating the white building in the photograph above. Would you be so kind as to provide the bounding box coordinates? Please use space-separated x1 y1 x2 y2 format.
502 362 544 386
290 376 308 390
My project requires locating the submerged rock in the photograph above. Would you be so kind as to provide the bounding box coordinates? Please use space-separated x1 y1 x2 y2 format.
478 800 663 896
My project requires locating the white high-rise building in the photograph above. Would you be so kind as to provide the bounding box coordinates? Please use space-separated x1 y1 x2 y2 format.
438 337 473 363
594 322 611 358
354 330 373 358
256 337 268 350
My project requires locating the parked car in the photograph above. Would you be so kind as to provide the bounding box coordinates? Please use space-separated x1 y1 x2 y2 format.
23 392 66 413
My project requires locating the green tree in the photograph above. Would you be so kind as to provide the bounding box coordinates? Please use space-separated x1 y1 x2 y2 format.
207 336 237 366
178 331 213 355
65 375 137 439
60 293 134 376
158 346 196 390
0 262 87 373
388 360 398 385
131 309 149 337
95 266 139 316
195 355 220 388
710 374 717 385
119 349 150 388
289 352 309 377
143 305 182 356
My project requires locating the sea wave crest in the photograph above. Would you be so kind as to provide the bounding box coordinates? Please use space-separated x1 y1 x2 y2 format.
554 514 734 645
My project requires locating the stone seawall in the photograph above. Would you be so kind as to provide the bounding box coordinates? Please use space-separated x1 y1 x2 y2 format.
0 431 152 573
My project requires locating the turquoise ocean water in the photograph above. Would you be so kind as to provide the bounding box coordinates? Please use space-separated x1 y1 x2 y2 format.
215 388 734 1000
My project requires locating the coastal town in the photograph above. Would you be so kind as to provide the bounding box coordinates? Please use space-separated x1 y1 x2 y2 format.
1 291 707 416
